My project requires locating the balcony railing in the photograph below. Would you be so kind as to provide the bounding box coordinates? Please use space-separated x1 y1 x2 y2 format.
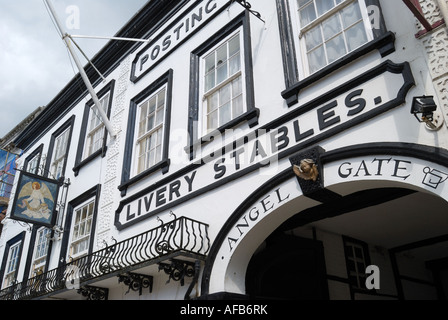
0 216 210 300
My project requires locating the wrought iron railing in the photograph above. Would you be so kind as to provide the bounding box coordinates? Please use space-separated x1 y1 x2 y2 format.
0 216 210 300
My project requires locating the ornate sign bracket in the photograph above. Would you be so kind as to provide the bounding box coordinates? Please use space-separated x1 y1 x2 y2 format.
231 0 265 23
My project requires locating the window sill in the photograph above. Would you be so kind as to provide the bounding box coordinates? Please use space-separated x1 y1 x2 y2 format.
118 159 170 197
184 107 260 157
281 31 396 107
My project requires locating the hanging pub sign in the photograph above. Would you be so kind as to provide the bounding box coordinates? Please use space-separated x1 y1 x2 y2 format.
10 171 60 228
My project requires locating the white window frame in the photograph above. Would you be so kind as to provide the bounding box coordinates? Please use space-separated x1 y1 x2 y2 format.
199 29 246 137
30 227 51 278
51 127 70 180
83 92 110 160
291 0 374 76
27 153 41 175
68 198 95 260
133 86 167 176
3 242 21 288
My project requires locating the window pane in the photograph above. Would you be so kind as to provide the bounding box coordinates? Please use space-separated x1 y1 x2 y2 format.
345 22 368 51
308 45 326 73
205 53 215 73
341 1 363 28
216 44 227 66
220 84 231 105
305 26 323 51
316 0 335 16
220 102 231 125
232 95 244 118
232 77 243 96
299 2 317 26
208 92 219 113
207 110 218 131
298 0 312 8
326 33 346 63
229 53 241 76
216 62 228 85
205 71 215 92
322 15 342 40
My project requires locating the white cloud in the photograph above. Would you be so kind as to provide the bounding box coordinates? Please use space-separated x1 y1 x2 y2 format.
0 0 147 139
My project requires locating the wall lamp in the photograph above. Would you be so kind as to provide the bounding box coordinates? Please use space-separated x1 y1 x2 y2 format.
411 96 443 131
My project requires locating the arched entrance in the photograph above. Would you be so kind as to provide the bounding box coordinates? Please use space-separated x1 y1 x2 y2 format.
244 184 448 300
201 143 448 300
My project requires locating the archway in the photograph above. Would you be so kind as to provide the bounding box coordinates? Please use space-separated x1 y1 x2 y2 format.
201 143 448 300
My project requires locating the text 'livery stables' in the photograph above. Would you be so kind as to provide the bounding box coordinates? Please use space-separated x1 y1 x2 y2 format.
116 60 413 229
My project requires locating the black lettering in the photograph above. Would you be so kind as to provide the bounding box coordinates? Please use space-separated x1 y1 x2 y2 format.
338 162 352 178
228 237 238 251
318 100 340 131
140 54 149 71
231 148 245 170
371 158 392 176
137 199 142 216
293 119 314 142
236 216 249 236
345 89 366 116
192 8 203 28
250 140 268 163
270 126 289 153
144 193 153 211
151 45 161 60
214 158 226 179
275 188 290 203
354 161 372 177
260 195 274 213
185 18 190 33
156 187 167 207
126 205 135 221
162 35 172 51
184 171 197 192
173 23 184 40
248 207 259 221
392 160 411 180
205 0 217 14
169 180 181 201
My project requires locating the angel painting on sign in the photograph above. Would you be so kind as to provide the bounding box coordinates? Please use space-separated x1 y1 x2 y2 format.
18 181 53 220
10 172 60 228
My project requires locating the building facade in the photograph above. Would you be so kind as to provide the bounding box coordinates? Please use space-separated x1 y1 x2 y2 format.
0 0 448 300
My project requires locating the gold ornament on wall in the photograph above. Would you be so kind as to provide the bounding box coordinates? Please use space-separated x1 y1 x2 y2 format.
293 159 319 182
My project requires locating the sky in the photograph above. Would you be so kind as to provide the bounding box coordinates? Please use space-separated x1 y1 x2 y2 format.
0 0 148 139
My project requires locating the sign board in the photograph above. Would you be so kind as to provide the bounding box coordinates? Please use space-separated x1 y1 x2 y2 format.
131 0 231 83
10 171 60 228
116 61 414 230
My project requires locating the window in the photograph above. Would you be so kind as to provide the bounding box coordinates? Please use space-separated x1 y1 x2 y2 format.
277 0 395 106
30 227 51 278
202 33 244 134
0 232 25 289
136 87 166 175
46 116 74 180
59 185 100 265
187 12 259 158
85 92 110 158
24 145 44 175
297 0 371 74
120 70 173 196
74 81 115 176
69 199 95 259
343 237 372 292
4 243 21 288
